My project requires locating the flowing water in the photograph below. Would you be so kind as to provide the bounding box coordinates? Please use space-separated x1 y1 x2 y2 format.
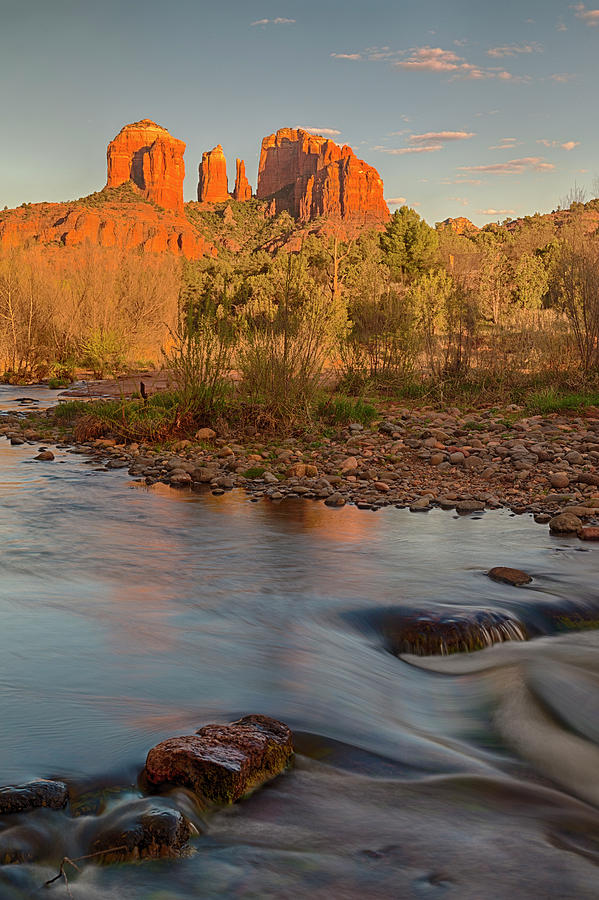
1 385 599 898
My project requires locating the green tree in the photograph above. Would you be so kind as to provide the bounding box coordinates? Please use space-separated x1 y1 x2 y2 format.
380 206 439 281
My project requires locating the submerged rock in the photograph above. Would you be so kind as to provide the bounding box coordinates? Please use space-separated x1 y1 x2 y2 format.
145 715 293 804
488 567 532 586
0 780 68 814
89 798 192 862
371 607 528 657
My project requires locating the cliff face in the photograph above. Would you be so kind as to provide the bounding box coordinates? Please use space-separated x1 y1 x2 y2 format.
233 159 252 201
256 128 389 224
106 119 185 212
197 145 229 202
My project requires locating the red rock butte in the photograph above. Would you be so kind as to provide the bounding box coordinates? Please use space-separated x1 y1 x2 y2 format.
256 128 389 224
106 119 185 212
197 145 229 202
233 159 252 202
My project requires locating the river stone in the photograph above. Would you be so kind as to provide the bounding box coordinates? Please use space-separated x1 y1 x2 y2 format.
89 799 192 862
488 567 532 586
455 500 485 513
549 513 583 534
34 450 54 461
145 715 293 805
0 780 68 814
379 608 527 657
325 492 346 507
550 472 570 489
578 526 599 541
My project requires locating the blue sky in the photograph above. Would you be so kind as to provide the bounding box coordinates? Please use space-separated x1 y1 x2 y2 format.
2 0 598 224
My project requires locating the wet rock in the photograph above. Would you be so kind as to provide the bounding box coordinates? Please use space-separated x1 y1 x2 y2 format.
578 526 599 541
145 715 293 804
0 780 68 814
549 513 583 535
89 799 192 862
169 471 192 487
34 450 54 461
9 437 24 446
0 822 49 864
374 607 527 657
409 497 431 512
325 492 346 507
488 566 532 586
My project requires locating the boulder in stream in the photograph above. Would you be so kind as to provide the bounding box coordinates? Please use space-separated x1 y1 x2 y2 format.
145 714 293 804
0 780 68 814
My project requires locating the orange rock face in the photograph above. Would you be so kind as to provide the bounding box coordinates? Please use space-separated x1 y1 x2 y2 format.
197 145 229 202
106 119 185 212
256 128 389 224
0 192 216 260
437 216 479 235
233 159 252 201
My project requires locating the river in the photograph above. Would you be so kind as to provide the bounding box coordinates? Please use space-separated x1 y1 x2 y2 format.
1 385 598 898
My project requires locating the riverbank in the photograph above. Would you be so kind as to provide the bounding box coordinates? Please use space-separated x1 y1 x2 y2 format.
3 396 599 527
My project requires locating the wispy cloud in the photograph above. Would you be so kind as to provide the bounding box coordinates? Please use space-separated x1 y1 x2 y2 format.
460 157 555 175
393 46 518 80
299 126 341 136
330 52 362 60
375 145 443 155
251 17 295 26
478 208 516 215
487 42 543 57
448 196 470 206
574 4 599 25
385 197 407 205
377 130 475 156
488 137 520 150
537 139 580 150
550 72 576 82
331 45 522 80
409 131 475 144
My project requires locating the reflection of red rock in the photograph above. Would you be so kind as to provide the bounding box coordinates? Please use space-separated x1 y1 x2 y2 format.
0 194 216 260
106 119 185 211
256 128 389 223
197 145 229 202
233 159 252 201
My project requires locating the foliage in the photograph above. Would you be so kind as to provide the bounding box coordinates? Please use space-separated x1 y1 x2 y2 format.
380 206 439 281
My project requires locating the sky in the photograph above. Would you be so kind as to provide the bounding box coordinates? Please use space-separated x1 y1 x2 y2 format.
1 0 598 225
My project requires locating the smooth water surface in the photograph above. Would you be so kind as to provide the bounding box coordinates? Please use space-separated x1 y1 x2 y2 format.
1 385 599 898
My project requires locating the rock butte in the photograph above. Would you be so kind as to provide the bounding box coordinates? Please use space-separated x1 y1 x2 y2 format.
256 128 389 224
233 158 252 202
438 216 479 235
106 119 185 212
197 145 229 202
0 121 389 258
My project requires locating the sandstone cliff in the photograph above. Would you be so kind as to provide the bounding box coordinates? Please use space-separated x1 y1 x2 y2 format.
197 145 229 202
106 119 185 212
437 217 479 235
233 159 252 201
256 128 389 224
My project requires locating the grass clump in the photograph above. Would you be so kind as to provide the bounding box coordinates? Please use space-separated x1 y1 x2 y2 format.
316 396 377 427
524 387 599 415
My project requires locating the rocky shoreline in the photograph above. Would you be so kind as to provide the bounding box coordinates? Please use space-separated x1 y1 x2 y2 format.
2 402 599 535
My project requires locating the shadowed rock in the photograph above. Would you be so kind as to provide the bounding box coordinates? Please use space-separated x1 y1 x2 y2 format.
145 715 293 804
0 780 68 814
89 798 192 862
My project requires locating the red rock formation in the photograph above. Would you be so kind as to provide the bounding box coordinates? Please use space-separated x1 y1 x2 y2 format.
256 128 389 224
233 159 252 201
106 119 185 212
0 193 216 260
437 217 479 235
197 145 229 202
